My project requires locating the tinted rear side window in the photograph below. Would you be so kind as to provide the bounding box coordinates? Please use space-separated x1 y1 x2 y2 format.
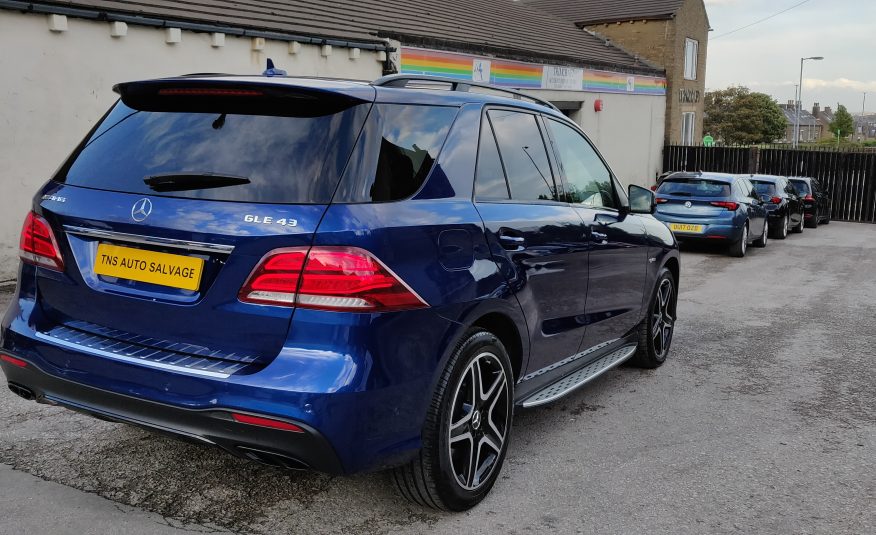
658 178 731 197
751 181 777 196
790 180 811 195
58 101 370 204
475 117 510 200
333 104 458 202
488 110 557 202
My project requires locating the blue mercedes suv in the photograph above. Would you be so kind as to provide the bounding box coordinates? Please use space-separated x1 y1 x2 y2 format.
1 70 679 510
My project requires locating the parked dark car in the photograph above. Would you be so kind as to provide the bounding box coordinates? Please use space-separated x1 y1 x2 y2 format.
788 176 831 227
747 175 804 238
0 71 680 511
654 172 769 257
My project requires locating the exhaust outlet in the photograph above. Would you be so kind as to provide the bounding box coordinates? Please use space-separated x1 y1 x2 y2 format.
7 382 35 401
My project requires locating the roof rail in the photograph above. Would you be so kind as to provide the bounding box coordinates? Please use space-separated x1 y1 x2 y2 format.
372 74 560 112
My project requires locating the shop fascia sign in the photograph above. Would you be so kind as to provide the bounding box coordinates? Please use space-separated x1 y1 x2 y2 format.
399 47 667 96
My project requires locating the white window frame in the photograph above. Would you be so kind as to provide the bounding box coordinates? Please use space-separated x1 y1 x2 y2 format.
681 112 696 145
684 38 698 81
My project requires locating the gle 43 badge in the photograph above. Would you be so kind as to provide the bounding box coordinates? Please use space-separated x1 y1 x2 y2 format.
244 214 298 227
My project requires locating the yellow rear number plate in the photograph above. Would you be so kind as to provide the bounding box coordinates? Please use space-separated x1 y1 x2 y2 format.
94 243 204 291
668 223 705 234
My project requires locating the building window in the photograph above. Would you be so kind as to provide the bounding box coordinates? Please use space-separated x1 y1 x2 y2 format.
681 112 696 145
684 38 698 80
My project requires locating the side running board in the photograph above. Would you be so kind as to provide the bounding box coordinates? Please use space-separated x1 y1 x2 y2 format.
521 345 638 408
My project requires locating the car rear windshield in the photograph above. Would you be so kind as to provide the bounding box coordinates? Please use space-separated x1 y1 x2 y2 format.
751 181 777 196
56 100 371 204
790 179 811 195
657 178 731 197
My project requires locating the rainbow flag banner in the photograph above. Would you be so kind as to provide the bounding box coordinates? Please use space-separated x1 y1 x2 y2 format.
400 47 667 96
584 70 667 95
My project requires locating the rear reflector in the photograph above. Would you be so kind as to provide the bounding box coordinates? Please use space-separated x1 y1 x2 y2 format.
19 211 64 271
0 354 27 368
239 246 428 312
710 201 739 211
231 413 304 432
157 88 263 97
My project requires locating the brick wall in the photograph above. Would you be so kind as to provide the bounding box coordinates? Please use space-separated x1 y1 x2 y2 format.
585 0 709 144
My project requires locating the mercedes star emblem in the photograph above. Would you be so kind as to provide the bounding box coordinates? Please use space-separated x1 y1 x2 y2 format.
131 198 153 222
684 201 692 208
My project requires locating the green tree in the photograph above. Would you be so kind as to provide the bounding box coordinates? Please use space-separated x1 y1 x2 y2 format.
704 87 788 145
829 104 855 138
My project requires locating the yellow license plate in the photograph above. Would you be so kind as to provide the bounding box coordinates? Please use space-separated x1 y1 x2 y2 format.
668 223 705 234
94 243 204 291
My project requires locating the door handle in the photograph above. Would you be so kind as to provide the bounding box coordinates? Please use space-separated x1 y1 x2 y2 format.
497 230 525 251
592 231 608 243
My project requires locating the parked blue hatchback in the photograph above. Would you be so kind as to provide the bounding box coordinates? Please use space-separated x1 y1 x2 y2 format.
1 71 679 510
654 172 770 257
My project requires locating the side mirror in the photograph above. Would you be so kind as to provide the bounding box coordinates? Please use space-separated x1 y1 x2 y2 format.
628 184 656 214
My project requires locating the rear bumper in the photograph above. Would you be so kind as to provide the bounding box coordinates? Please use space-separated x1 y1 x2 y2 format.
1 292 463 475
1 356 342 473
654 215 742 242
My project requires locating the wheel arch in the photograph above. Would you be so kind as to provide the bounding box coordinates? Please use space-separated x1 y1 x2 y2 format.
470 312 524 382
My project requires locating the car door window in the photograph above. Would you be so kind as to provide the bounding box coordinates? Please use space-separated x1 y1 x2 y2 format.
545 118 616 209
475 116 511 200
487 109 558 202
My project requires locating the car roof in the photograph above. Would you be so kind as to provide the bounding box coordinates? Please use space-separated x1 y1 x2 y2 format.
664 171 737 184
788 176 814 182
115 74 569 120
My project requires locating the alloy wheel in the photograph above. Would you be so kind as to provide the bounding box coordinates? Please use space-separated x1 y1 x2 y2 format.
651 278 675 359
448 352 510 491
741 226 748 255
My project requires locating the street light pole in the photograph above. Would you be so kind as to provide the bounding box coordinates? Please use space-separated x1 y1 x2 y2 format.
795 56 824 148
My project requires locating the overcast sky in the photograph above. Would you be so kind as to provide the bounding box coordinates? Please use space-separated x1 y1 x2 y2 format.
705 0 875 114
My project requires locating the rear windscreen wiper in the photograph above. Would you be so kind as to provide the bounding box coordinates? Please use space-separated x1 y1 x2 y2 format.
144 173 251 192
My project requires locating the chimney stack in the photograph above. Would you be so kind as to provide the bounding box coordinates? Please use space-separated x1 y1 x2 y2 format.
812 102 821 116
825 106 833 115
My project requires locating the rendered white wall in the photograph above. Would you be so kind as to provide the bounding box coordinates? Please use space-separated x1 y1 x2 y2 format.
527 89 666 190
0 10 386 279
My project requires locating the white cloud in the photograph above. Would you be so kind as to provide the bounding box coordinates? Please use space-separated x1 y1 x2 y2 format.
804 78 876 92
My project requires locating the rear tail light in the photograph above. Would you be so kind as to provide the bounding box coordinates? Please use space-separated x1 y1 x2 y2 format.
19 211 64 271
650 185 658 192
231 413 304 433
770 196 782 204
710 201 739 211
803 194 815 202
656 197 669 204
239 246 428 312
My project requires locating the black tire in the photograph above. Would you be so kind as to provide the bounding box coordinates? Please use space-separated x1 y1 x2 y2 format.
822 209 831 224
793 212 804 233
775 213 789 239
753 220 768 248
729 224 748 257
392 329 514 511
629 268 677 369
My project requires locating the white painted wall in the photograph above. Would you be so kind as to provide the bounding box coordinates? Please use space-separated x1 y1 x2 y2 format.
0 10 386 279
527 89 666 190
